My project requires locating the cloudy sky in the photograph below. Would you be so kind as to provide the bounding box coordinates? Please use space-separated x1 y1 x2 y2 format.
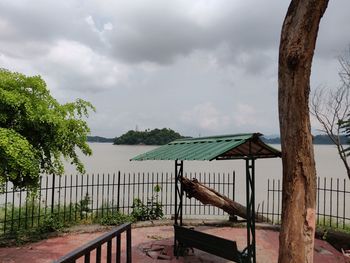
1 0 350 138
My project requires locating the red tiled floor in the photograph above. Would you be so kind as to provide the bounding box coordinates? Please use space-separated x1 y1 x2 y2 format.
0 225 347 263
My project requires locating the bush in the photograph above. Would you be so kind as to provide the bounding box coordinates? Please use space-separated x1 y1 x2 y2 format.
131 185 163 221
38 214 65 233
98 211 135 226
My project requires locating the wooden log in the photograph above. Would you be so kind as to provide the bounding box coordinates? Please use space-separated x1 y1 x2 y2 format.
315 229 350 252
180 177 268 222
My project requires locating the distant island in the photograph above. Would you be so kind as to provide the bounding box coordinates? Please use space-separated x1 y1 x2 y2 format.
262 134 348 145
113 128 185 145
87 132 348 145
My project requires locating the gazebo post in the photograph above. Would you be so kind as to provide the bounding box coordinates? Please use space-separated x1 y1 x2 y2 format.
245 158 256 263
174 159 184 226
174 160 184 255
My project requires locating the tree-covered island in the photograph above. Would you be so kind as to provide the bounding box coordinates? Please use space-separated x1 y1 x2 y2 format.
114 128 185 145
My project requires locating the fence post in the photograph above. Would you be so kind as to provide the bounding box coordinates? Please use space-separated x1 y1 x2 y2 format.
51 173 55 215
117 171 121 211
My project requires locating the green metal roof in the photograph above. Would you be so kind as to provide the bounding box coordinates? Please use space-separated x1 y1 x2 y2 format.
131 133 281 161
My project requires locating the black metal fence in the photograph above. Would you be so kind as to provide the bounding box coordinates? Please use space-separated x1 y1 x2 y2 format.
55 222 132 263
2 172 348 234
0 171 236 234
258 177 350 230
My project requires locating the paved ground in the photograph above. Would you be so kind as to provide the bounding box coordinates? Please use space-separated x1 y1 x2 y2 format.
0 225 348 263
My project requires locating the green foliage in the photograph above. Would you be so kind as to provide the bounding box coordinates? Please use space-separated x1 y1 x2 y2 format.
317 216 350 234
0 129 40 188
0 200 80 234
78 193 92 213
131 185 163 221
153 184 161 193
98 211 135 226
0 69 95 190
39 214 65 233
114 128 184 145
0 187 164 245
0 200 78 246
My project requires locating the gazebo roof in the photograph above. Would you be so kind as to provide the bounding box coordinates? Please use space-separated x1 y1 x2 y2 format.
131 133 281 161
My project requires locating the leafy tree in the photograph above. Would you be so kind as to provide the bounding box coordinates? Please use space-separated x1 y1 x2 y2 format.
0 69 94 190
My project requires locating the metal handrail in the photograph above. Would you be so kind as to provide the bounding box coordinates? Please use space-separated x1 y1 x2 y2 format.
55 222 132 263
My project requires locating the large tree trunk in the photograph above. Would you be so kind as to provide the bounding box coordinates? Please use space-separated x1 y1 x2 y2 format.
180 177 268 222
278 1 328 263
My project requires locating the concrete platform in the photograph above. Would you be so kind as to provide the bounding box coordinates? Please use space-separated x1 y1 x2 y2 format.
0 225 347 263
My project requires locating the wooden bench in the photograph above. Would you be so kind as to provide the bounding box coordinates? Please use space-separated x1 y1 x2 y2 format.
174 225 243 262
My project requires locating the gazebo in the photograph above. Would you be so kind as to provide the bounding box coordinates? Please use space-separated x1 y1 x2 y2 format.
132 133 281 263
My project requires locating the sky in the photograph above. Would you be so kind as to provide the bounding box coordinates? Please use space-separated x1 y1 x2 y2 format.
1 0 350 138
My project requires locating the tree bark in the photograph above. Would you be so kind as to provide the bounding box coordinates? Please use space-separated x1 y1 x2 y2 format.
278 1 328 263
180 177 268 222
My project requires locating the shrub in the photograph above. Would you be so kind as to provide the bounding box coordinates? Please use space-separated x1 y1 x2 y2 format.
98 211 135 226
131 185 163 221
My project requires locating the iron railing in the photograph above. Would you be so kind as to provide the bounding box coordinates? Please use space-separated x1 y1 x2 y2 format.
2 171 347 233
0 171 235 233
54 222 132 263
257 177 350 230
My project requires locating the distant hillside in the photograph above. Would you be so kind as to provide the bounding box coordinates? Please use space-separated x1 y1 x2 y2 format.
261 137 281 144
312 134 348 144
262 134 348 145
114 128 184 145
87 136 114 143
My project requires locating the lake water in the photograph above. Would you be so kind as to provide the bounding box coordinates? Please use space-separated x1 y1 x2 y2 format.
1 143 348 222
64 143 349 211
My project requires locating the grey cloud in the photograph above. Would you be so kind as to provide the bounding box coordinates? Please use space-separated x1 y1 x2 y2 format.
104 1 288 66
0 1 102 58
107 10 207 64
316 0 350 59
0 40 51 60
1 0 349 137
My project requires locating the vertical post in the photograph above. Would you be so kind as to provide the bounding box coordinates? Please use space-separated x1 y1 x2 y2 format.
4 181 8 233
174 159 184 256
116 234 121 263
174 160 184 226
180 162 183 226
51 173 55 215
245 158 256 263
245 159 251 260
117 171 121 211
174 160 178 226
126 226 132 263
251 159 256 263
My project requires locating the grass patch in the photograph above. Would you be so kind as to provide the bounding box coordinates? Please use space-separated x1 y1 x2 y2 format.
317 216 350 235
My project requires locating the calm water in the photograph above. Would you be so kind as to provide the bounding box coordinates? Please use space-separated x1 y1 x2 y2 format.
64 143 348 207
1 143 348 221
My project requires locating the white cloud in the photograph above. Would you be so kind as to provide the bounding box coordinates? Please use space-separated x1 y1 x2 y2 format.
85 16 95 27
233 103 258 126
40 40 130 93
103 22 113 31
181 102 231 132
